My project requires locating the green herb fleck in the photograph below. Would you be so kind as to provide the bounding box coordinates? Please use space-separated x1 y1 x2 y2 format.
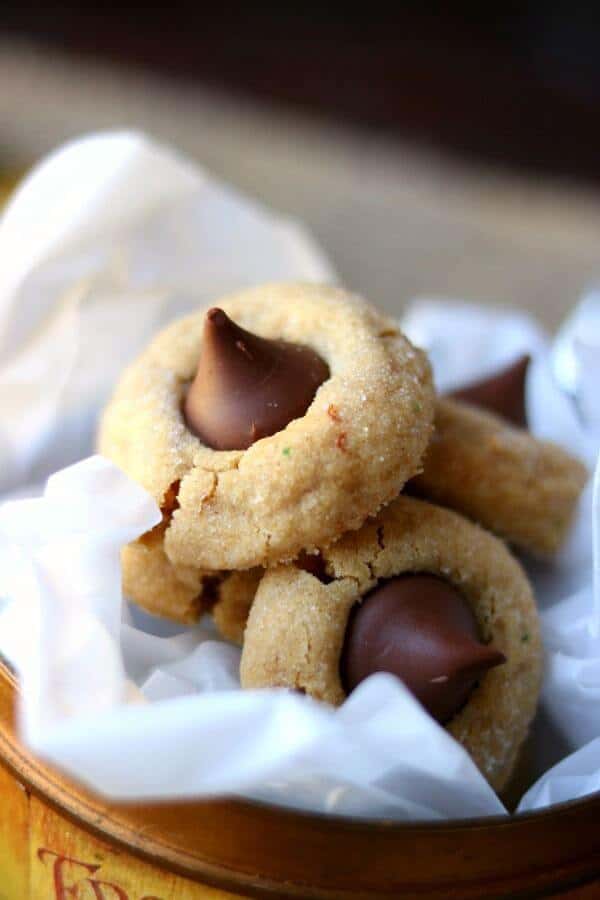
282 447 292 457
412 400 422 414
521 632 530 643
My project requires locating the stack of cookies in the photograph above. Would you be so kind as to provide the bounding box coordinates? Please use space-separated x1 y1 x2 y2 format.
99 283 587 793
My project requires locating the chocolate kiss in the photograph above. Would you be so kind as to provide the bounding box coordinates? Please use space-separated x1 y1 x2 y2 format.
184 308 329 450
449 354 530 428
340 574 506 724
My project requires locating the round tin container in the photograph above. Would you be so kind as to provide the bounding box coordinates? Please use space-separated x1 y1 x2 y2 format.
1 662 599 899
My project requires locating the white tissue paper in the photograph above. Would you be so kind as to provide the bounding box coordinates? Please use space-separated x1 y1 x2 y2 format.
0 130 334 495
401 296 600 815
0 132 599 821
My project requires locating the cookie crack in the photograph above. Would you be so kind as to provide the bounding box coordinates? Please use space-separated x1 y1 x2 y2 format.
204 469 219 504
141 478 182 544
295 551 333 585
372 524 387 577
196 457 241 475
301 619 312 670
256 528 274 568
163 469 219 550
359 524 386 584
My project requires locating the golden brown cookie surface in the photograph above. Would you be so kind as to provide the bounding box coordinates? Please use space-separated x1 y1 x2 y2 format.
99 283 434 571
211 569 263 644
121 531 213 624
241 495 542 792
411 398 588 557
122 528 262 631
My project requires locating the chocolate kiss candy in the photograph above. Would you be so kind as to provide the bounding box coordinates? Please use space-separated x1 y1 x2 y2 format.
449 354 530 428
340 574 506 724
184 308 329 450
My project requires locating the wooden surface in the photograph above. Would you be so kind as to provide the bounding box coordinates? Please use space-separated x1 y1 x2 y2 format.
0 172 19 205
2 41 600 333
6 6 600 187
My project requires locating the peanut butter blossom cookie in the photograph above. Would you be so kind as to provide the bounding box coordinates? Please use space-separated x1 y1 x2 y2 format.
122 530 262 631
211 569 263 644
208 551 324 644
411 356 587 557
99 283 434 619
241 495 542 792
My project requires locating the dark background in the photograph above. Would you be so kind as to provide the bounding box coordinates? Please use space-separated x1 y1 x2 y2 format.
4 3 600 185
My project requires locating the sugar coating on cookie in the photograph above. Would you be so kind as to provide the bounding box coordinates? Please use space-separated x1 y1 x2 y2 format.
99 283 434 571
411 398 588 557
240 495 542 792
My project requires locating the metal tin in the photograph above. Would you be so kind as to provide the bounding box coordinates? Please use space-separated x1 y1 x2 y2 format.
1 661 599 899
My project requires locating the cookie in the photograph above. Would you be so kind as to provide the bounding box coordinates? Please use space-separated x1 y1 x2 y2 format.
122 527 261 633
409 355 587 556
210 549 341 642
449 353 530 428
211 569 263 644
240 495 542 792
411 397 587 557
121 530 211 624
99 282 434 572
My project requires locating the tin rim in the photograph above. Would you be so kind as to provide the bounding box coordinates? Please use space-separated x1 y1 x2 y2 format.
1 659 598 830
2 659 600 899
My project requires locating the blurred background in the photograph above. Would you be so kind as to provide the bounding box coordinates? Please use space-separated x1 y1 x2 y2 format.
2 2 600 327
